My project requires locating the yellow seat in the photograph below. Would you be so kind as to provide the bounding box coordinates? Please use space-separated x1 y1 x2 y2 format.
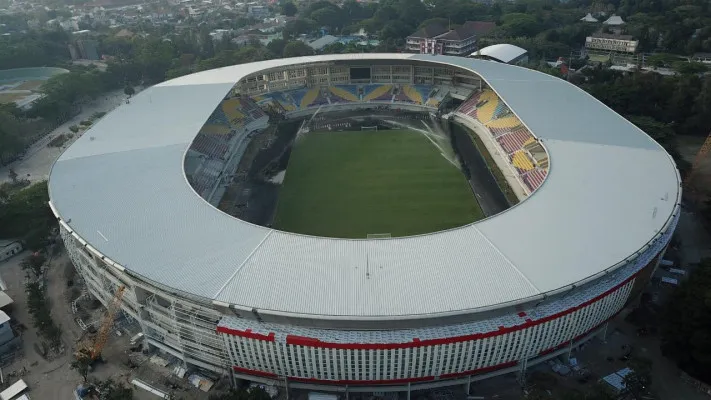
486 116 520 129
511 151 534 171
200 124 230 135
329 86 359 102
403 85 423 104
363 85 392 101
476 90 499 122
300 88 320 109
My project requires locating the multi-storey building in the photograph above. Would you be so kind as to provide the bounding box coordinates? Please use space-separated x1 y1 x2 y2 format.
406 21 496 56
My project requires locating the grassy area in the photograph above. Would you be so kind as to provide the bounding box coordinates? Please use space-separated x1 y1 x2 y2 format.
467 130 520 206
273 129 483 238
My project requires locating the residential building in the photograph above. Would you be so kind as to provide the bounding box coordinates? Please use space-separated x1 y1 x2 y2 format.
406 21 496 56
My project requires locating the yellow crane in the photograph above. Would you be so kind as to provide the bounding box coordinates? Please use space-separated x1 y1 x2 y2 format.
75 285 126 362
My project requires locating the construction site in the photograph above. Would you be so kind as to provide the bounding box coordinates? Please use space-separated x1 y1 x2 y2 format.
0 245 235 399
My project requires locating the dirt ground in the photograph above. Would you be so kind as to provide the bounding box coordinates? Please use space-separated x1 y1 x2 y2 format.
0 246 219 400
0 248 134 399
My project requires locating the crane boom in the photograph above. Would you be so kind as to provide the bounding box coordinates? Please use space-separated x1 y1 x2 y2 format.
90 285 126 359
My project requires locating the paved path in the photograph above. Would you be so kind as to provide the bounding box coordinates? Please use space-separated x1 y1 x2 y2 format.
0 89 129 185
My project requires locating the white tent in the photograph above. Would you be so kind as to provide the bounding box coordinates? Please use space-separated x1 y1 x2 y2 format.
580 13 599 22
603 15 625 25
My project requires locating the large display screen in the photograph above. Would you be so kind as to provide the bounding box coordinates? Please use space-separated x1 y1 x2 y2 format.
350 67 371 80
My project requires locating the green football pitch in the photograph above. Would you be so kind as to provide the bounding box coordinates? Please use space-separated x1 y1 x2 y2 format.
272 129 483 238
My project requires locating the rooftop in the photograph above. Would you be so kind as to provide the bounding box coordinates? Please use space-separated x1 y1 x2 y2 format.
48 54 680 321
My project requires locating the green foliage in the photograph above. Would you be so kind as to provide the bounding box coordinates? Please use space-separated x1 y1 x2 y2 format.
266 39 287 57
622 357 653 399
674 61 708 75
281 1 298 17
20 252 45 277
283 18 317 39
282 41 315 57
661 259 711 384
69 125 79 133
500 13 540 37
47 133 72 148
95 379 133 400
91 111 107 120
25 280 62 348
0 29 71 69
123 85 135 97
0 182 55 251
79 120 92 126
70 357 90 382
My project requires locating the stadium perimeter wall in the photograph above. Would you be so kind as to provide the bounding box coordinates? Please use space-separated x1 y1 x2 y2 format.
58 206 678 389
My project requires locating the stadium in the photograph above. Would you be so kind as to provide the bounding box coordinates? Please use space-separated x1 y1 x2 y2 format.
48 54 681 392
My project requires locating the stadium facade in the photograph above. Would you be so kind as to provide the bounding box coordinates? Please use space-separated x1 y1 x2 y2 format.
48 54 681 392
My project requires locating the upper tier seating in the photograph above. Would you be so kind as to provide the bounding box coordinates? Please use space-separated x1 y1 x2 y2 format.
491 101 511 120
511 150 535 172
294 88 328 109
457 91 482 118
474 90 499 122
497 129 534 155
254 92 297 112
523 169 547 192
329 85 360 102
363 84 393 101
486 116 521 130
402 85 431 104
221 99 247 125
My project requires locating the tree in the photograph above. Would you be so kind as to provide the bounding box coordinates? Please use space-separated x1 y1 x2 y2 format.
94 379 133 400
0 182 55 251
124 85 135 97
281 1 297 17
311 7 340 29
70 356 90 382
8 168 17 183
501 13 540 37
283 18 317 39
621 358 653 400
267 39 287 57
283 41 315 57
661 259 711 384
20 253 46 277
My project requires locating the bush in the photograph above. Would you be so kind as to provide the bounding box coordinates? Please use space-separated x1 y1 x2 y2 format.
69 125 79 133
47 134 72 148
79 120 92 126
91 111 106 121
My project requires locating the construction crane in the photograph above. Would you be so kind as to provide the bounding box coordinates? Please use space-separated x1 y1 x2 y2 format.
684 131 711 192
75 285 126 363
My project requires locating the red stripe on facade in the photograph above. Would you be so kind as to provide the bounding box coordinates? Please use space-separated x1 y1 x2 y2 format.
225 254 661 351
217 326 275 341
279 259 653 350
232 360 520 385
233 365 278 378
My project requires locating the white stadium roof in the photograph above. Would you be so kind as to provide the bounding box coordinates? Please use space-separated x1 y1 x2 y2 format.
49 54 680 320
473 44 527 64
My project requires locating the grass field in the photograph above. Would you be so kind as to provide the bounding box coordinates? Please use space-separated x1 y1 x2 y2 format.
273 129 483 238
